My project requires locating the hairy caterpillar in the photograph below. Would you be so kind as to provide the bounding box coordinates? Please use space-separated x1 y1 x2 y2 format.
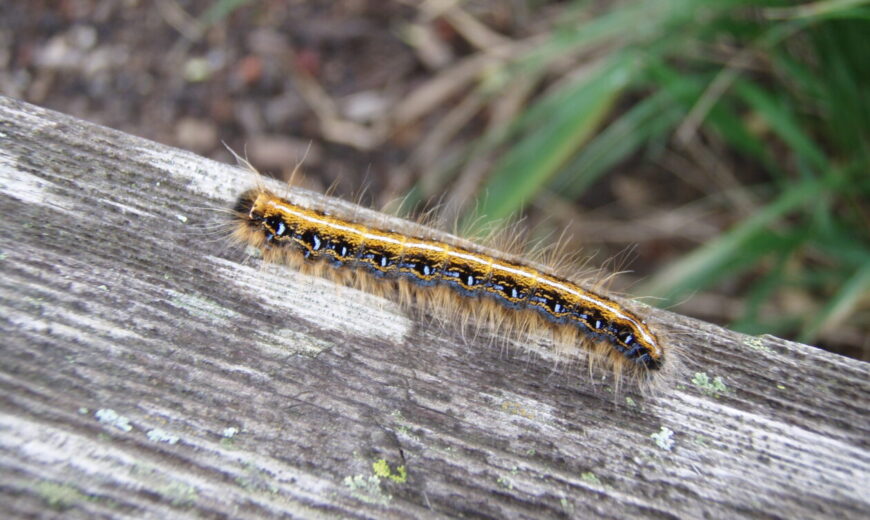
230 183 665 382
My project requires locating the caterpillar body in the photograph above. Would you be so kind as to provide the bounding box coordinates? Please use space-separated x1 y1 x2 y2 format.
231 187 664 376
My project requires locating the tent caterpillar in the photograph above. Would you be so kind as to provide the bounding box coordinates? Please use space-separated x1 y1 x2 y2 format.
230 184 666 383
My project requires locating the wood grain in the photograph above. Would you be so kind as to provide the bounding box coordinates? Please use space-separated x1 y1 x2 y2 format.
0 95 867 519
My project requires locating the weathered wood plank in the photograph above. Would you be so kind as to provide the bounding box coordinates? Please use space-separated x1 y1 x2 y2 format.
0 95 867 519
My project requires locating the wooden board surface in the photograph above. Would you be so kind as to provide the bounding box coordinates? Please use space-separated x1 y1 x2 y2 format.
0 95 867 519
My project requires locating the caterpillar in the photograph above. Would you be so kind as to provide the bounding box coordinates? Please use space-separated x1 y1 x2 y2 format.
230 185 665 380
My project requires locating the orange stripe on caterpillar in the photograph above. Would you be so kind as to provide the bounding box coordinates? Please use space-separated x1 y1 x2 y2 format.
232 188 664 371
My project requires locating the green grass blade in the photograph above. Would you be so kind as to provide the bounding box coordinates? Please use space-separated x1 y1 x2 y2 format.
549 82 691 199
461 54 637 229
734 79 829 171
638 179 822 305
799 262 870 344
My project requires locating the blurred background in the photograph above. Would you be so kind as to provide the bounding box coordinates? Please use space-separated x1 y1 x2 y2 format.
2 0 867 360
